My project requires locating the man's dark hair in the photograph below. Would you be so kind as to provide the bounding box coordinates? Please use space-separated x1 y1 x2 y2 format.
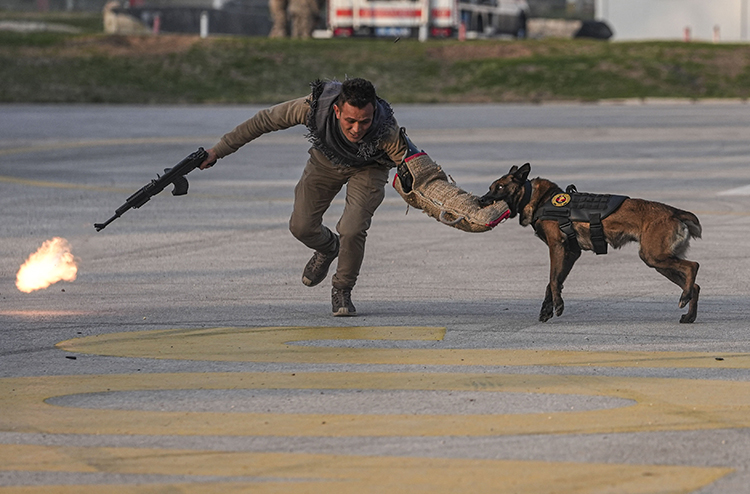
337 78 377 109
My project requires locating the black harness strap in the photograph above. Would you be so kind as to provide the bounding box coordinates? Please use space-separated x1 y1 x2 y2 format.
558 219 580 248
532 185 628 255
531 186 581 249
589 212 607 254
537 206 578 245
519 180 533 212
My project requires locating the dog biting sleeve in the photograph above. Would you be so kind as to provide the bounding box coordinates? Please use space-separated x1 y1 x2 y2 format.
392 152 510 233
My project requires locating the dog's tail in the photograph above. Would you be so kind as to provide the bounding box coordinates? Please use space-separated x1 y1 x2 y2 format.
669 209 701 259
677 210 702 239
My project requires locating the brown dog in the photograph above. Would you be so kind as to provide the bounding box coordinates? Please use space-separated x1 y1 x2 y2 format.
479 163 702 323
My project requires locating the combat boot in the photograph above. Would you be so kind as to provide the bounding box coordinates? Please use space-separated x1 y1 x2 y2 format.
331 287 356 317
302 236 339 287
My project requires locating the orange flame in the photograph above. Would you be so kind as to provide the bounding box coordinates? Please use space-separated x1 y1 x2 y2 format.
16 237 78 293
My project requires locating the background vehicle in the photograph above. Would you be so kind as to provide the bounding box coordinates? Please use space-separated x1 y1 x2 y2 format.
325 0 529 39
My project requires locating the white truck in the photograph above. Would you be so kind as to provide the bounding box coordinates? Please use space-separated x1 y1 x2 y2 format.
324 0 529 39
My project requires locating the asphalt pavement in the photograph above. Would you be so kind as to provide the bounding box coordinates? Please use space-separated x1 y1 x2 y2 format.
1 101 750 493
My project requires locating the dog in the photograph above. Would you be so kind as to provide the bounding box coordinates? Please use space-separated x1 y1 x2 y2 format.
478 163 702 323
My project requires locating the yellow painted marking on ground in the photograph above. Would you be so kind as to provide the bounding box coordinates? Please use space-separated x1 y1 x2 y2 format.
2 371 750 437
0 326 745 492
58 326 750 369
0 444 730 494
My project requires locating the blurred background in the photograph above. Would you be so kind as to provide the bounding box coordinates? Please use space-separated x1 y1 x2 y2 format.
1 0 750 103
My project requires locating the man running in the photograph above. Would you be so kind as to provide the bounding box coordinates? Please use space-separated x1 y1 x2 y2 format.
200 78 408 316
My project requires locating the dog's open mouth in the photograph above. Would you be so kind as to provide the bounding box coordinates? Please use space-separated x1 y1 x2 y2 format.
478 197 495 208
478 194 500 208
479 194 517 218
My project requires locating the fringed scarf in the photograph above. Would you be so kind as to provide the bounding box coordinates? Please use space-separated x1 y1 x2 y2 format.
305 79 395 168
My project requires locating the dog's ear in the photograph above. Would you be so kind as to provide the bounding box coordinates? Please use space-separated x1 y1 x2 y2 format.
514 163 531 183
507 165 519 175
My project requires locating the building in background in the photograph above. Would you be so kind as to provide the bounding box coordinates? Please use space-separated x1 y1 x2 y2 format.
529 0 593 19
595 0 750 42
325 0 529 40
11 0 747 43
104 0 273 36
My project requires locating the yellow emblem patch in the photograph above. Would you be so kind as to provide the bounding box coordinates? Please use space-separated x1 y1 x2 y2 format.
552 193 571 207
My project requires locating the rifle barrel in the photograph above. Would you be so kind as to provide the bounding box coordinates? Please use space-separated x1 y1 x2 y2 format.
94 213 119 232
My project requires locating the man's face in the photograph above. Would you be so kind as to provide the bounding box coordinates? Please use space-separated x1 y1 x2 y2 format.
334 102 375 143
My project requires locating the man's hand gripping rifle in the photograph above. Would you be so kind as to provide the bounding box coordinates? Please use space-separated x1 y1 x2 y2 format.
94 147 208 232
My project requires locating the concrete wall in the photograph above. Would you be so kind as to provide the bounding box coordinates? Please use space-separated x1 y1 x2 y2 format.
595 0 750 42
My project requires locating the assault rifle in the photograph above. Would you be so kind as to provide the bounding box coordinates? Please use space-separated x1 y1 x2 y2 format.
94 147 208 232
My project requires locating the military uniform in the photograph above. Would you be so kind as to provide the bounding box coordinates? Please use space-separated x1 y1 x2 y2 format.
212 80 406 291
288 0 319 38
268 0 288 37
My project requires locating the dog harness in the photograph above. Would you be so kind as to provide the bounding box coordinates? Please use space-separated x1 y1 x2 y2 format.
532 185 628 255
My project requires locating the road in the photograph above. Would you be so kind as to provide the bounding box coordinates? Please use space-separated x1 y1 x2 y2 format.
1 101 750 493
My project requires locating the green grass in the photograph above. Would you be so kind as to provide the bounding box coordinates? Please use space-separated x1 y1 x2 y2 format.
2 16 750 104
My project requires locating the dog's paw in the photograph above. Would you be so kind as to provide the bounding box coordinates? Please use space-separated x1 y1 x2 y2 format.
555 302 565 317
680 285 699 323
680 312 696 324
539 304 554 322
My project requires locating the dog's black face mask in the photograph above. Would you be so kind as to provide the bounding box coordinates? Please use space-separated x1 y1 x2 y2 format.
479 163 531 218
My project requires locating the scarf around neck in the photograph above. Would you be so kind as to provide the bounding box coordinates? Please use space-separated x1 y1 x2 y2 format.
305 79 395 167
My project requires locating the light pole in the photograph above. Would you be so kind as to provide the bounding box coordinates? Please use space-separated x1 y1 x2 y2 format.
418 0 431 42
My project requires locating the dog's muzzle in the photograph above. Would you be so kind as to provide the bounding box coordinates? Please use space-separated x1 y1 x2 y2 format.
478 194 500 208
479 192 517 218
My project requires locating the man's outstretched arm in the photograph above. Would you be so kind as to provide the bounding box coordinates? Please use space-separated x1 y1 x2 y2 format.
199 96 311 169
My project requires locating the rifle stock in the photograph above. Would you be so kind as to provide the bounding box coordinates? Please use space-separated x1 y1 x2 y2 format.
94 147 208 232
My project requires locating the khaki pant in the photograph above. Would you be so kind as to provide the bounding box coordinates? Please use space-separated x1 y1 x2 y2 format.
288 0 318 38
268 0 288 37
289 149 389 289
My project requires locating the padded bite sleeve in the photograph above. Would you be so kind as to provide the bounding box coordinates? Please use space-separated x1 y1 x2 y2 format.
393 152 510 233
